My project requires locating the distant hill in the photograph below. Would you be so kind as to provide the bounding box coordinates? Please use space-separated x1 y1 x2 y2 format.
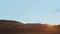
0 20 60 34
0 20 24 34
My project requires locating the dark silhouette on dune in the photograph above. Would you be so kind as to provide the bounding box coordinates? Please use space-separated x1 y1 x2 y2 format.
0 20 60 34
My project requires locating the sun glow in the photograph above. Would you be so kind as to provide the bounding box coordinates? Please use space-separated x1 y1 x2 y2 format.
44 23 58 26
44 24 58 27
48 24 54 26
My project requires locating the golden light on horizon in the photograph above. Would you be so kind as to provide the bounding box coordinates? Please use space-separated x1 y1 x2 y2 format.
48 24 54 26
44 23 58 26
46 24 55 31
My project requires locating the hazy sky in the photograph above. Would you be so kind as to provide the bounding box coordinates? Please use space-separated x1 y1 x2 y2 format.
0 0 60 24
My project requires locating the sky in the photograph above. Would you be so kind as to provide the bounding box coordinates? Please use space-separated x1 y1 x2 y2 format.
0 0 60 24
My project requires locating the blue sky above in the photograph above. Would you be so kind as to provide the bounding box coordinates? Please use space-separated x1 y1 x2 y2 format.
0 0 60 24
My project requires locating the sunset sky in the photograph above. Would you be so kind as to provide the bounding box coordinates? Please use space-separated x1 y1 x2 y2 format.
0 0 60 24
